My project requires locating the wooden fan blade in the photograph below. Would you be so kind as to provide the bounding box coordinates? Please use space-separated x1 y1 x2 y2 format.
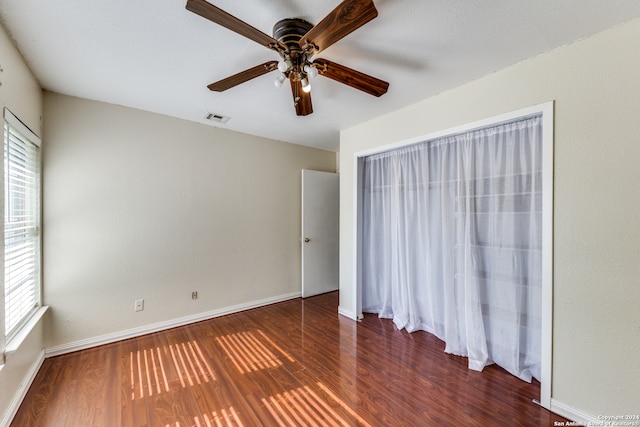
208 61 278 91
314 58 388 97
186 0 286 51
300 0 378 54
290 78 313 116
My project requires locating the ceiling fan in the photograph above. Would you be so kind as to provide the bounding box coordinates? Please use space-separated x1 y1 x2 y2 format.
185 0 389 116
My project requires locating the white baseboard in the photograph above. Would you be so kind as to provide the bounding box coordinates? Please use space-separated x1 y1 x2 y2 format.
45 291 301 357
0 350 45 427
551 398 599 424
337 305 358 320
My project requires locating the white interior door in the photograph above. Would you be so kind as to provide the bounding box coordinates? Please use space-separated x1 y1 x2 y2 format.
302 170 339 298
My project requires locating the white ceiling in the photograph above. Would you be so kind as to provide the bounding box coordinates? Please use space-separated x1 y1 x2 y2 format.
1 0 640 151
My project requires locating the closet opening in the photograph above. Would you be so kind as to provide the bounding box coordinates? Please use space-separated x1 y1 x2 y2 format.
353 102 554 408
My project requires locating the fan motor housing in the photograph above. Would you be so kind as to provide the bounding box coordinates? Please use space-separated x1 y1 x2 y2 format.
273 18 313 51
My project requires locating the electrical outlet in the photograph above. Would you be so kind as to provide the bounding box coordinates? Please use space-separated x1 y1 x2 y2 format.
134 299 144 312
192 291 198 300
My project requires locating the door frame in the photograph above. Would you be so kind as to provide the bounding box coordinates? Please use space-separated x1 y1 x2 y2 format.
351 101 554 409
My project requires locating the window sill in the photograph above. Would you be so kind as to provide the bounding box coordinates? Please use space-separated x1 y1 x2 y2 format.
5 306 49 356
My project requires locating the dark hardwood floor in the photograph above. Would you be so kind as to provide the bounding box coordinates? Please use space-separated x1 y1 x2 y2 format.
12 292 569 426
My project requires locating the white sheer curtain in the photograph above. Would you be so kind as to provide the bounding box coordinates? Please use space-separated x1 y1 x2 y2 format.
361 115 542 382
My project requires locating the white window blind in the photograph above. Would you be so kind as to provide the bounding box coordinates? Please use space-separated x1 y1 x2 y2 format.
3 109 41 340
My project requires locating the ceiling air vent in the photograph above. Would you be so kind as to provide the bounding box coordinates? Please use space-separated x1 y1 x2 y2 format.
204 113 231 124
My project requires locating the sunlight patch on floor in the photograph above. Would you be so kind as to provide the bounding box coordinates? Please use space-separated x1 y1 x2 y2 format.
129 340 216 399
165 406 244 427
215 329 295 374
261 382 372 427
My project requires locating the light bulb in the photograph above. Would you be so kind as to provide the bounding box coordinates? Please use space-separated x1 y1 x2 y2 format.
304 64 318 79
274 74 286 88
301 78 311 93
278 60 291 73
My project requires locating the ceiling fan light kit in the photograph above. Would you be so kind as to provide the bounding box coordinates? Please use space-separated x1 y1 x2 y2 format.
185 0 389 116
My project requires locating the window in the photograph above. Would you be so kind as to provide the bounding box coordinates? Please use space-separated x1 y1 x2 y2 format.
3 109 41 341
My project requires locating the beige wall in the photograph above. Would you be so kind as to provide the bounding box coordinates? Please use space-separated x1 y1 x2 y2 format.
339 18 640 417
0 28 42 135
0 23 44 425
42 93 335 348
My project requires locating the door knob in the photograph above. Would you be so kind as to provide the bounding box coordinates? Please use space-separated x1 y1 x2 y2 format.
304 237 310 243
